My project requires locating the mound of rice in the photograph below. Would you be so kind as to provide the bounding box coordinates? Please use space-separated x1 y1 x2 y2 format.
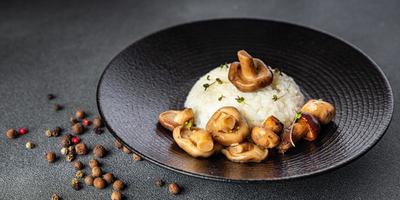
184 65 304 129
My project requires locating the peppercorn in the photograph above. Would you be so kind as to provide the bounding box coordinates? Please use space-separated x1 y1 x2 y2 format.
18 128 28 135
155 179 164 187
47 94 55 100
53 104 63 111
68 145 76 155
92 166 102 177
93 117 103 128
45 129 52 137
74 161 84 170
102 173 114 184
168 183 181 195
84 175 94 186
71 136 81 145
74 143 87 155
25 141 34 149
93 145 106 158
65 153 75 162
69 117 78 125
111 191 122 200
45 152 56 163
6 129 17 139
75 110 85 119
71 178 81 190
93 127 103 135
72 123 83 135
94 177 107 189
75 170 84 178
114 140 122 149
132 153 142 161
60 147 68 155
51 193 60 200
122 146 131 154
82 118 91 126
89 159 99 168
52 127 62 137
113 180 125 191
61 134 72 147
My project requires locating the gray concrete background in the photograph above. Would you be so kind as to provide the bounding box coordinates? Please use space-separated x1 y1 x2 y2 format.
0 0 399 199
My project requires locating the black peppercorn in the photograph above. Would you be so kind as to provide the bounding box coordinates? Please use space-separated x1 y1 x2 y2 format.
61 134 72 147
53 104 63 111
93 145 106 158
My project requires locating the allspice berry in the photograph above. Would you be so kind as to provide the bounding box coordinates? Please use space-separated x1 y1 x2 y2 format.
93 117 103 128
132 153 142 161
113 179 125 191
92 166 102 177
74 161 84 170
6 129 17 139
93 177 107 189
72 123 83 135
103 173 114 184
85 175 94 186
111 191 122 200
75 110 85 119
45 152 56 163
114 140 122 149
75 143 88 155
93 145 106 158
122 146 131 154
168 183 181 195
89 159 100 168
61 134 72 147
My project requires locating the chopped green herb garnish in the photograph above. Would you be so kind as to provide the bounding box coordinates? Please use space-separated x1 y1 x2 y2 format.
184 120 193 130
235 96 245 104
272 94 278 101
218 95 225 101
274 68 283 76
294 111 302 121
206 75 210 80
219 63 229 69
216 78 223 84
203 83 210 91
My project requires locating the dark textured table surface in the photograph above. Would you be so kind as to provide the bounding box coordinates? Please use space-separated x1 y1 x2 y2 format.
0 0 399 199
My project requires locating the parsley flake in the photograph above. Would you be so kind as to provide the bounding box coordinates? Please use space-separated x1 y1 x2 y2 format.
272 94 278 101
218 95 225 101
206 75 210 80
216 78 223 84
235 96 245 104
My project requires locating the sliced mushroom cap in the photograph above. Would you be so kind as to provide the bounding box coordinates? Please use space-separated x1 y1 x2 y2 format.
300 99 336 124
206 107 250 146
159 108 194 131
251 127 280 148
222 142 268 163
298 113 320 141
228 50 273 92
173 126 218 158
262 115 284 134
277 123 307 154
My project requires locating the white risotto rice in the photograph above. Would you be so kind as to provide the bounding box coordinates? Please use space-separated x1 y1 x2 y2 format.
184 65 304 129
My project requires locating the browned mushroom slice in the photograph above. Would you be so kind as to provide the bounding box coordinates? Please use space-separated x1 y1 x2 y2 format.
173 126 219 158
297 113 320 141
206 107 250 146
159 108 194 131
301 99 336 124
277 123 307 154
228 50 273 92
222 142 268 163
251 127 280 148
262 115 284 134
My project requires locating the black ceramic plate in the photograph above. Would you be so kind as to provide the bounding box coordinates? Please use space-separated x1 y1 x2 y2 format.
97 19 393 182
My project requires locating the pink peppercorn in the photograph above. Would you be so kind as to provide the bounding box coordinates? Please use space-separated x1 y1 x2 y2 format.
18 128 28 135
82 119 91 126
71 136 81 144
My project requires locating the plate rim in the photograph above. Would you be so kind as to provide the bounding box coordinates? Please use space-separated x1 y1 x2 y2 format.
96 18 394 182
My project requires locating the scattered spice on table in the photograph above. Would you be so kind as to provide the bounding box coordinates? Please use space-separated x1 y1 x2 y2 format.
155 179 165 187
93 117 103 128
103 173 114 184
71 178 81 190
75 110 85 119
82 118 91 126
89 159 100 168
75 143 87 155
6 128 18 139
92 166 102 177
84 175 94 186
45 152 56 163
61 134 72 147
18 128 28 135
112 179 125 191
72 123 83 135
50 193 60 200
132 153 142 161
74 161 84 170
65 153 75 162
111 190 122 200
122 146 131 154
168 183 181 195
94 177 107 189
47 94 55 100
93 145 106 158
25 141 34 149
53 104 63 111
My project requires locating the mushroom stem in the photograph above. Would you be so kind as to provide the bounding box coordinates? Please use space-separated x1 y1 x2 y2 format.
237 50 257 80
